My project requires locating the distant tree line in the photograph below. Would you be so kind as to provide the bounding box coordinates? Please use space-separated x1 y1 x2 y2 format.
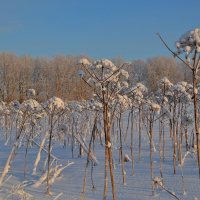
0 53 191 103
127 56 192 92
0 53 92 102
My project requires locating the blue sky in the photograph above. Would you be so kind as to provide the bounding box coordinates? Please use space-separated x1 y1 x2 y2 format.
0 0 200 60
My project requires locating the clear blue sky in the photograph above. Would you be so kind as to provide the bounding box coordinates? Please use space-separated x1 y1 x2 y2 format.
0 0 200 60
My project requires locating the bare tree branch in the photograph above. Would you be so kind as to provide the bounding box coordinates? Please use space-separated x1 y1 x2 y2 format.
156 33 193 70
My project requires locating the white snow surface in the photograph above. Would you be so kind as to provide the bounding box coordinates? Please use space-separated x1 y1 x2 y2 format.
0 112 199 200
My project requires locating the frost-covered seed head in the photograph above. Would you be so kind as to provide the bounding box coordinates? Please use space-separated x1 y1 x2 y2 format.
176 28 200 54
151 103 161 112
21 99 42 112
102 87 106 92
158 77 172 88
184 46 191 52
124 154 131 162
79 58 91 65
120 69 129 79
121 81 129 88
173 84 186 93
44 97 65 112
176 42 181 49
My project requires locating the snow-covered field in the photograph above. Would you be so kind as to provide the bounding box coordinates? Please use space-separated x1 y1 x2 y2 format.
0 119 199 200
0 54 200 200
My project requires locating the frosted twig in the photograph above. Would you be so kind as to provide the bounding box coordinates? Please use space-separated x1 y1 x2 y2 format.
153 177 181 200
157 33 193 70
33 165 61 188
49 162 74 184
31 139 59 161
32 131 49 175
6 182 33 200
53 192 63 200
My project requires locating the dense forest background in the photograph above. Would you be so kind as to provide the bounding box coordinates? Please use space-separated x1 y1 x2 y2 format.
0 52 191 103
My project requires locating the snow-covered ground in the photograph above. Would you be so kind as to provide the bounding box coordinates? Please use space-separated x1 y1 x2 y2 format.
0 120 199 200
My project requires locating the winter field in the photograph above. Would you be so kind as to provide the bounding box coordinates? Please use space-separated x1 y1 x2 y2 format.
0 88 200 200
0 102 199 200
0 29 200 200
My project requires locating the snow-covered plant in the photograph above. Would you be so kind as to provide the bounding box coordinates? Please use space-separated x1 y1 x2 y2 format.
79 58 130 200
68 101 83 157
114 94 132 112
143 99 162 195
0 102 9 132
41 96 66 195
21 99 43 113
86 98 103 111
7 182 33 200
0 101 6 112
153 176 180 200
155 78 172 110
125 83 147 107
9 100 20 112
27 88 36 99
150 102 161 113
158 77 172 88
124 82 148 163
155 78 175 180
175 30 200 174
43 96 65 114
20 99 45 135
175 28 200 62
153 176 163 188
79 58 91 66
170 82 192 106
112 93 132 186
158 28 200 176
68 101 83 113
167 82 193 172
